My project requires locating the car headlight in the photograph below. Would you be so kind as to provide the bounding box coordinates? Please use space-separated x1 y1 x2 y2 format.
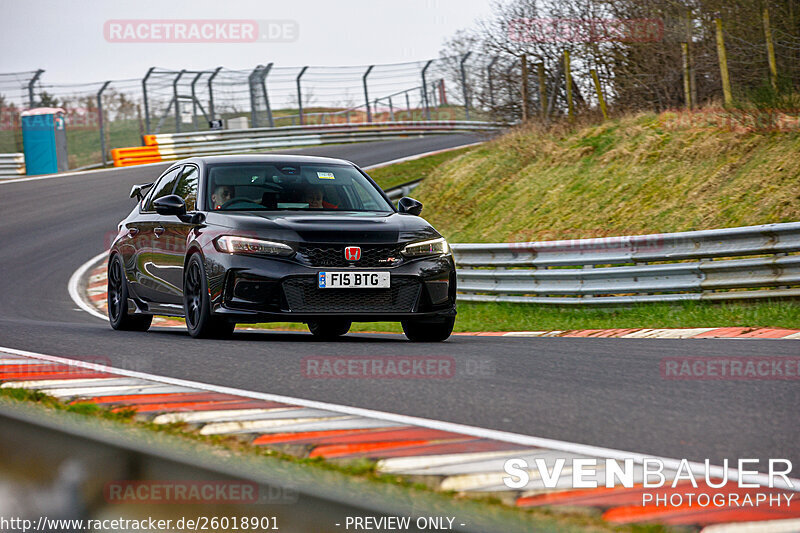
401 237 449 257
214 236 294 256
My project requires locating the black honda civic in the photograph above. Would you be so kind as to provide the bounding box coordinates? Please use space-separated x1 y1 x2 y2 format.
108 154 456 341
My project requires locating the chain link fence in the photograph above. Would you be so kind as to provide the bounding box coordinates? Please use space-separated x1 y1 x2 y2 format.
0 57 493 169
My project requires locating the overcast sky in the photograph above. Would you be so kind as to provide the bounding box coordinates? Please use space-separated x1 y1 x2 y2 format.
1 0 492 84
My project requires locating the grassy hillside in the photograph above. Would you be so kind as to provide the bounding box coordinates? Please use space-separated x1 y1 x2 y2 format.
414 112 800 242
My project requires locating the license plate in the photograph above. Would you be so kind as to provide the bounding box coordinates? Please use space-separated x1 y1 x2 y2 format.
318 271 390 289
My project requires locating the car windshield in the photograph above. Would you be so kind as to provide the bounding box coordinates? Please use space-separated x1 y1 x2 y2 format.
205 163 393 213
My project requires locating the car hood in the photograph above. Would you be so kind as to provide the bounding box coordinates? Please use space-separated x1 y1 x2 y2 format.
203 211 440 244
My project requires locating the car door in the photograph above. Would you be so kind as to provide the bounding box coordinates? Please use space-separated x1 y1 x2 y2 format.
153 164 200 305
135 165 182 303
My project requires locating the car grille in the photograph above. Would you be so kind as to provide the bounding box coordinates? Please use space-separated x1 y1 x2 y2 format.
282 277 421 313
295 244 403 268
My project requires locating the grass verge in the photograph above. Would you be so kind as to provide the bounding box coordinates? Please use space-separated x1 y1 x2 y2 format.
244 299 799 334
366 146 475 190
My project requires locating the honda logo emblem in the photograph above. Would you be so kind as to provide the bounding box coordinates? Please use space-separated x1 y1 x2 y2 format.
344 246 361 261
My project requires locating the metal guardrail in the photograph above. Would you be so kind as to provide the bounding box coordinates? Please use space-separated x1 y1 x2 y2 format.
451 222 800 304
112 121 502 166
0 153 25 177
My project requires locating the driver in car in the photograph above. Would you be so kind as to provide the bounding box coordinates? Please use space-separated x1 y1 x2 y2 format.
304 184 337 209
211 185 235 210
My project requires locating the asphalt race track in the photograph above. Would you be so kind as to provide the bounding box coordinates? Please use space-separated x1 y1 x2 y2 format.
0 133 797 476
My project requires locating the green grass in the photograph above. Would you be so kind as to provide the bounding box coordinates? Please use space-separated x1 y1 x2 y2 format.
414 112 800 242
244 299 800 334
366 146 474 190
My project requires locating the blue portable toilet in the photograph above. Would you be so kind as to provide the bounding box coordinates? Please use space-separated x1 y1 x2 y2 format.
20 107 69 175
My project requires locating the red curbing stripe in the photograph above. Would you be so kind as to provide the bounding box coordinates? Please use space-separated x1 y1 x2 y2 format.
604 501 800 526
602 487 799 525
693 327 754 338
252 428 395 446
0 371 117 381
739 328 800 338
309 438 455 459
305 427 467 446
351 438 529 459
89 292 107 302
517 482 788 509
562 330 605 337
125 399 286 413
85 392 243 405
0 364 93 375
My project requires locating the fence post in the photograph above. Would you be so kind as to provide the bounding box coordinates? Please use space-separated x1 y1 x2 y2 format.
460 52 472 120
363 65 374 123
97 81 111 165
714 18 733 107
248 65 262 128
537 63 547 117
142 67 155 134
520 54 529 121
190 71 203 131
487 56 498 109
421 60 433 120
27 69 44 108
685 10 697 109
590 69 608 120
296 66 308 125
260 63 274 128
763 7 778 90
564 51 574 121
173 70 185 133
681 43 692 109
389 96 395 121
207 67 222 122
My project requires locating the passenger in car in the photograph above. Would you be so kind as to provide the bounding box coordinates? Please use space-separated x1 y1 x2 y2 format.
211 185 235 209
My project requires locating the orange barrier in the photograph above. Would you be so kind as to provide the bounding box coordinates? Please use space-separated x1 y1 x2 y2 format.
110 145 162 167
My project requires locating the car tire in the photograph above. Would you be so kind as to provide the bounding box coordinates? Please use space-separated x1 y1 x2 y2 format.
307 319 351 339
402 317 455 342
183 254 235 339
108 254 152 332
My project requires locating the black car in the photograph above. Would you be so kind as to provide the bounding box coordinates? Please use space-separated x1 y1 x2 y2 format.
108 155 456 341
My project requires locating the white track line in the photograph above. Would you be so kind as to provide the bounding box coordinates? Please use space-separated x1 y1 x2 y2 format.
0 345 797 491
0 161 168 185
67 250 109 321
361 141 484 170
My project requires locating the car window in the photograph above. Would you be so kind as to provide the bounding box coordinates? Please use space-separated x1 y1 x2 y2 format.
144 167 182 211
174 165 199 211
205 163 393 212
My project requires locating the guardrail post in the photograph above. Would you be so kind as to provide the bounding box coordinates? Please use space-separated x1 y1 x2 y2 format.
362 65 374 123
97 81 111 166
142 67 155 134
261 63 274 127
207 67 222 122
487 56 498 109
460 52 472 120
173 70 186 133
421 60 433 121
296 66 308 125
27 69 44 108
190 71 204 131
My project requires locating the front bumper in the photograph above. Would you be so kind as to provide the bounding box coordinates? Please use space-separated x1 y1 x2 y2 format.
205 251 457 323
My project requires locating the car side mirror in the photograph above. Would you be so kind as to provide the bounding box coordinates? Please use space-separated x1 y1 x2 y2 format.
129 182 153 201
398 197 423 216
153 194 187 217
